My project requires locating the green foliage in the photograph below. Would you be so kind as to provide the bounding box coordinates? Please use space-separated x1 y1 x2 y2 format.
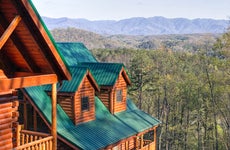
213 29 230 59
93 47 230 150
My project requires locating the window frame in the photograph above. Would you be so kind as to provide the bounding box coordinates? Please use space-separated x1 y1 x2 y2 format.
116 89 123 102
81 96 90 111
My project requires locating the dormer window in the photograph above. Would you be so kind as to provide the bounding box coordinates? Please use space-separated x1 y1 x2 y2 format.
116 89 122 102
81 96 89 111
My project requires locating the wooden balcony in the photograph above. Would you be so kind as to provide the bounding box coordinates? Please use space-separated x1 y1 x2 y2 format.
139 140 155 150
14 125 53 150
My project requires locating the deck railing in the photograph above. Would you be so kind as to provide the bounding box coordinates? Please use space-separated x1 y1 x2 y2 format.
14 136 53 150
140 140 155 150
14 125 53 150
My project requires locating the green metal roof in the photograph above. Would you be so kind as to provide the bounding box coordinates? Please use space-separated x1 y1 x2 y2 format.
115 98 161 133
23 86 160 150
56 42 97 67
79 62 125 86
43 67 96 93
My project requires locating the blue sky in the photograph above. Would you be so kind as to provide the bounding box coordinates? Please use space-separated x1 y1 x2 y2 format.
32 0 230 20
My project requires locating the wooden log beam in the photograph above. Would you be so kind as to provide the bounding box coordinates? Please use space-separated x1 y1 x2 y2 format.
14 72 42 77
0 128 12 136
0 138 12 147
109 90 114 114
51 83 57 150
16 0 72 81
0 74 58 92
14 136 53 150
0 15 39 73
140 134 144 148
0 48 15 77
0 132 12 141
16 125 22 147
0 15 21 50
0 111 12 119
20 130 49 137
154 127 157 150
33 108 37 131
135 136 139 150
23 98 27 130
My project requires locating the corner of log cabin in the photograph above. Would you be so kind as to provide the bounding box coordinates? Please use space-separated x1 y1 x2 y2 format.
113 73 128 114
74 75 96 125
97 68 129 114
0 94 18 149
57 95 74 121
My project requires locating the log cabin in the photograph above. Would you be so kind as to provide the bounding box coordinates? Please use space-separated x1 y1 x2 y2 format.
0 0 71 150
54 43 133 114
19 42 161 150
78 62 131 114
43 67 100 125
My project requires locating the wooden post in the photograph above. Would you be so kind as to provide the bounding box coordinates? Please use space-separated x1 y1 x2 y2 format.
135 136 139 150
140 134 144 148
125 141 129 150
51 83 57 150
0 15 21 49
23 97 27 129
154 127 157 150
16 124 21 146
109 90 114 114
33 108 37 131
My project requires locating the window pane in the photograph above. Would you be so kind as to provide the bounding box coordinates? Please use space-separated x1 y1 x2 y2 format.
81 97 89 111
116 89 122 102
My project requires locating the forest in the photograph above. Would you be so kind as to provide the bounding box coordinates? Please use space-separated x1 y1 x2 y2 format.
51 28 230 149
92 33 230 150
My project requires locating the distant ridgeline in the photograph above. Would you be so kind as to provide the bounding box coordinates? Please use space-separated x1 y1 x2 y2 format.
43 16 229 35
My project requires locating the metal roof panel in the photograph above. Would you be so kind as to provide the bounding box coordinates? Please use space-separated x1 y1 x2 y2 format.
56 42 97 67
79 62 124 86
23 86 160 150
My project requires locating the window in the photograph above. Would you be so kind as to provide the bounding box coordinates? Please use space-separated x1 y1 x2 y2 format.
116 89 122 102
81 97 89 111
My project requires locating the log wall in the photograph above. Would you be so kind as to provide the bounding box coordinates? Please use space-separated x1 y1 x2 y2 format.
113 74 127 113
74 76 95 124
57 96 74 120
97 90 110 110
98 73 128 114
0 96 19 150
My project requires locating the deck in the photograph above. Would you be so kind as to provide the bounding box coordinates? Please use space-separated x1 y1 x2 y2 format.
140 140 155 150
14 125 53 150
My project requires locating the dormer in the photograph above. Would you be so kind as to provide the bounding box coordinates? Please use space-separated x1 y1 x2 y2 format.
79 63 131 114
44 67 99 125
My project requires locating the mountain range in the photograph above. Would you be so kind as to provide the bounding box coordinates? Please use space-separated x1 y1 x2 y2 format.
42 16 229 35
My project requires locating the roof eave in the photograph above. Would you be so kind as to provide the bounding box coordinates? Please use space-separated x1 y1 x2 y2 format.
87 70 100 92
121 67 132 85
16 0 71 81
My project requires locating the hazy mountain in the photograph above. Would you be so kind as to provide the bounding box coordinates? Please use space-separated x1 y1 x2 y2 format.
43 16 229 35
50 27 219 52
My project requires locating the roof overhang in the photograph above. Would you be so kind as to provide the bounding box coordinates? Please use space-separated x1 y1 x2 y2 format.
0 0 71 90
121 67 131 86
86 70 100 92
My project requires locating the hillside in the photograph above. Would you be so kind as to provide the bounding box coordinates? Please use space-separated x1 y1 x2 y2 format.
43 16 229 35
50 28 219 52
